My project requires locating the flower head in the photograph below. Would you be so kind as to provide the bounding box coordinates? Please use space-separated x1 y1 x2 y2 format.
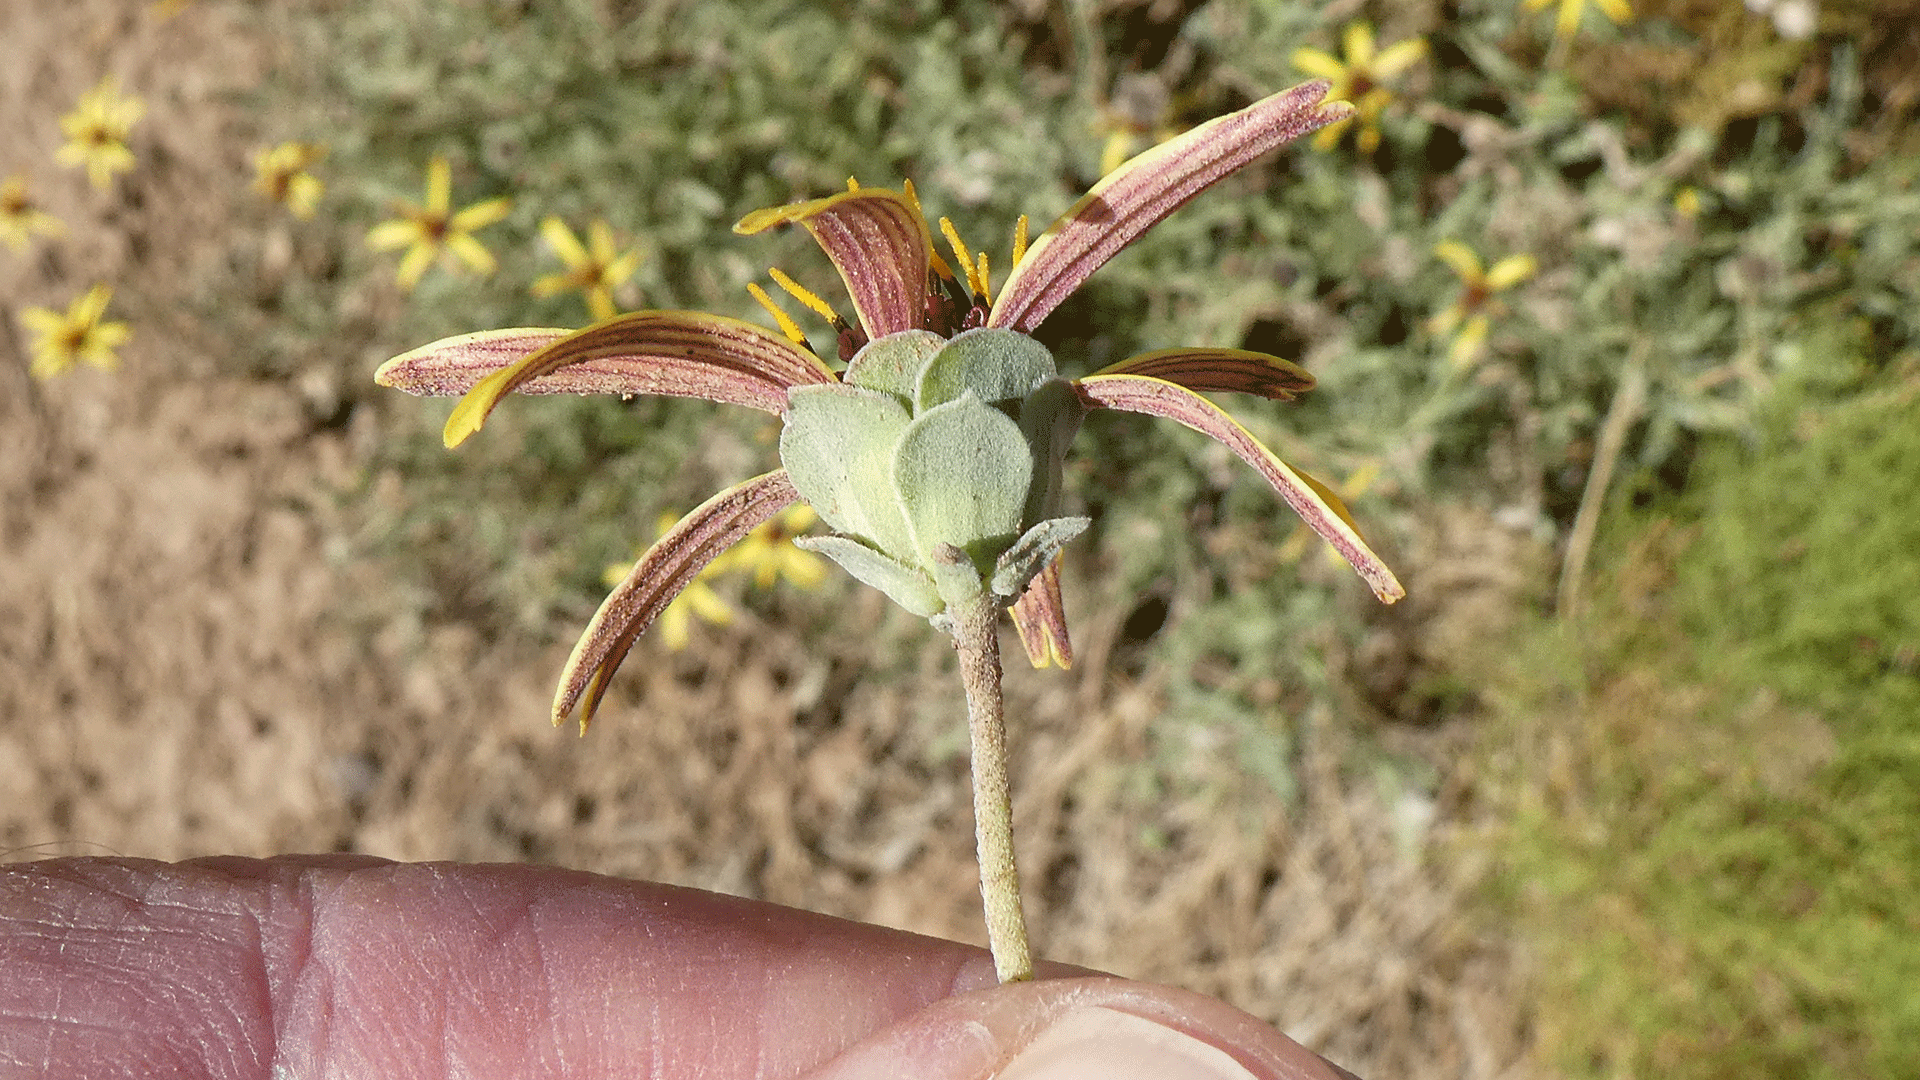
1430 240 1537 368
1 174 64 251
56 77 145 191
253 142 326 218
20 284 130 380
532 216 642 321
366 156 512 292
377 79 1402 732
1291 24 1427 154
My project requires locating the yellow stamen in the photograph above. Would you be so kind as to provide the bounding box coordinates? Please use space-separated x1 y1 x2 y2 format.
747 281 809 346
904 180 959 284
939 217 981 298
768 267 844 326
975 251 991 305
1011 214 1029 270
846 176 860 192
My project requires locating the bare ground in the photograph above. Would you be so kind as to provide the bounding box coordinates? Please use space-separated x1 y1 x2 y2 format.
0 4 1534 1077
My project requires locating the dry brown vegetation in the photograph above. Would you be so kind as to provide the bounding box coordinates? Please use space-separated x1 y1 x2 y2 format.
1 5 1538 1077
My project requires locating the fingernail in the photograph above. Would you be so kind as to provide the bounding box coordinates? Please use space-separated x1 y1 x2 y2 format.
996 1006 1257 1080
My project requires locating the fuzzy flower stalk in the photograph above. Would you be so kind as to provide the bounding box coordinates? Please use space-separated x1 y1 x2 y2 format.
376 80 1403 984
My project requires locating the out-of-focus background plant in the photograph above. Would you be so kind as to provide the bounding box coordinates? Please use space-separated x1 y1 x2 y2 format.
4 1 1915 1077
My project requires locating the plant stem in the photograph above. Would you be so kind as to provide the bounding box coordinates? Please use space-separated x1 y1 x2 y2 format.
951 592 1033 983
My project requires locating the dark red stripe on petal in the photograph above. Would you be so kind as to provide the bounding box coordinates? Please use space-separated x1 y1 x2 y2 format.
1008 555 1073 669
376 328 571 395
557 469 801 731
1089 347 1316 400
736 190 933 339
1078 374 1403 603
990 82 1351 334
439 312 839 446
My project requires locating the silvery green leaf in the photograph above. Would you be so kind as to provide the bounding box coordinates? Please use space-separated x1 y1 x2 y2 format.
780 384 916 561
989 516 1090 599
794 535 943 617
843 329 944 402
891 391 1033 574
1017 377 1085 523
914 327 1057 413
929 542 985 607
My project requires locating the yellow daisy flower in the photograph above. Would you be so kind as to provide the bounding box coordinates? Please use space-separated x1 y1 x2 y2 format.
716 504 828 591
55 77 145 191
20 284 130 380
531 216 643 321
1 174 64 251
253 142 326 219
1430 240 1536 369
1292 23 1428 153
366 156 511 292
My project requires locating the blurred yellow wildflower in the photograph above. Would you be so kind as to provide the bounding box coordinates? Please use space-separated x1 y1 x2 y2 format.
1292 24 1427 154
253 142 326 218
56 77 145 191
20 284 130 380
1524 0 1633 48
1673 186 1703 219
366 156 511 292
1430 240 1536 368
1095 74 1185 177
716 504 827 591
1 175 64 251
532 216 642 321
603 513 736 651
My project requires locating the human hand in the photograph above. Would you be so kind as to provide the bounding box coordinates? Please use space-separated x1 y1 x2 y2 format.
0 856 1359 1079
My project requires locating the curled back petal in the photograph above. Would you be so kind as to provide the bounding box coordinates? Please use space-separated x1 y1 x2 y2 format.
734 189 933 340
1078 373 1404 603
559 469 801 732
437 311 840 448
1089 347 1315 401
989 81 1353 334
1009 553 1073 669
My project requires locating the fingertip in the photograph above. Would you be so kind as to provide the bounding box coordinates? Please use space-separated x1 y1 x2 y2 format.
802 976 1362 1080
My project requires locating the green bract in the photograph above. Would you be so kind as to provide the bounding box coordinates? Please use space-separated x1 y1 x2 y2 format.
782 327 1089 617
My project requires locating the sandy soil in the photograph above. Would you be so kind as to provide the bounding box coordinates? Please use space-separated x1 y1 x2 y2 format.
0 4 1533 1077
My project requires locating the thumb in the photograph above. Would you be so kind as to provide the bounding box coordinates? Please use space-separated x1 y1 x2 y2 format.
804 975 1360 1080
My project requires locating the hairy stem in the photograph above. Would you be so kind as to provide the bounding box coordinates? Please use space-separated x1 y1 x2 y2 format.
951 592 1033 983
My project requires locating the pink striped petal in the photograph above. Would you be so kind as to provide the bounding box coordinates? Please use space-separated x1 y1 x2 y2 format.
558 469 801 732
1090 347 1316 400
426 313 839 448
1008 554 1073 669
734 189 934 340
990 82 1352 334
1078 374 1403 603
